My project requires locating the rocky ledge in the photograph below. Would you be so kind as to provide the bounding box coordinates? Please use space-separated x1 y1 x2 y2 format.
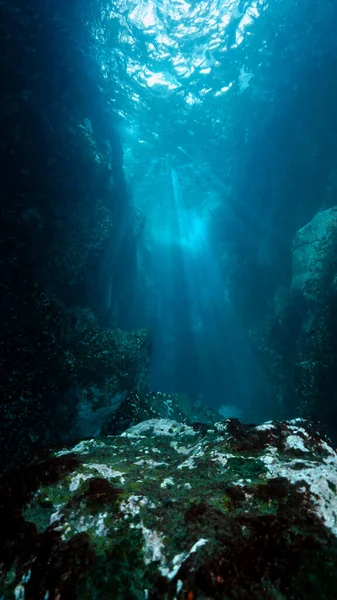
1 418 336 599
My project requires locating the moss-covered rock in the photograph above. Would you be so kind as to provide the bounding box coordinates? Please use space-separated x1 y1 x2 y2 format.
1 418 336 599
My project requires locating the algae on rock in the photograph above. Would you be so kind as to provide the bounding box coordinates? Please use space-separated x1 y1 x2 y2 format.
1 417 336 599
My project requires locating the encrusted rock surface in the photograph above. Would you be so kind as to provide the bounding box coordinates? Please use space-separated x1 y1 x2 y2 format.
1 418 337 599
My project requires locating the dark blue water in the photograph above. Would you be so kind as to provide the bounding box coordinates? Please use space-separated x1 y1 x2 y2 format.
83 0 337 422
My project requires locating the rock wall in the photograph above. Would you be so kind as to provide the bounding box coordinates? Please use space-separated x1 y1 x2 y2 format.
291 207 337 293
0 1 149 473
251 207 337 437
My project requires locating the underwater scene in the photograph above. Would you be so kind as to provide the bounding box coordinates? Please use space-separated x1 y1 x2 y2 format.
1 0 337 598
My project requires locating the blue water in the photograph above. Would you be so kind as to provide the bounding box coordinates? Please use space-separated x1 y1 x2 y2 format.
2 5 337 597
76 0 337 423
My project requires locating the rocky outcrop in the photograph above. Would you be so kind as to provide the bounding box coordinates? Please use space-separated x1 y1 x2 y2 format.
291 206 337 294
102 390 219 437
1 418 336 599
102 391 189 436
0 1 146 472
250 207 337 436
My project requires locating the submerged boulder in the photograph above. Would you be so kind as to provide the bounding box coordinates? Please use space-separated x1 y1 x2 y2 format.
102 390 189 436
1 418 336 599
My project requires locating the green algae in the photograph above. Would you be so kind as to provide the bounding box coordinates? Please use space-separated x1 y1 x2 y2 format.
2 418 337 599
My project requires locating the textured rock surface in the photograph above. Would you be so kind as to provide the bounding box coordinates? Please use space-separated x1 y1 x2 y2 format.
1 418 337 599
291 206 337 292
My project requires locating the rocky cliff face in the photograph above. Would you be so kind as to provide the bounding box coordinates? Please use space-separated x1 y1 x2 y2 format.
291 207 337 294
1 417 336 599
250 207 337 436
0 1 148 473
292 207 337 434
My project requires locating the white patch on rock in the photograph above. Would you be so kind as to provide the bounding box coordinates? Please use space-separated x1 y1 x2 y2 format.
49 505 64 525
65 464 126 495
13 569 32 600
122 419 196 438
14 584 25 600
134 459 169 468
85 463 126 484
284 434 309 452
119 498 208 583
170 441 191 455
160 538 208 580
177 457 196 470
119 498 167 572
64 512 108 538
321 440 336 456
288 418 306 425
262 446 279 465
141 525 166 564
161 477 175 488
69 472 94 492
21 570 31 584
262 446 337 535
288 424 310 438
174 440 206 467
214 422 229 432
236 478 252 487
256 421 275 431
120 495 155 519
189 538 208 554
56 438 105 456
210 449 232 467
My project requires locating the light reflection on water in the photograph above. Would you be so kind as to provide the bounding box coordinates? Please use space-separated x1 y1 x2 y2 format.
102 0 261 102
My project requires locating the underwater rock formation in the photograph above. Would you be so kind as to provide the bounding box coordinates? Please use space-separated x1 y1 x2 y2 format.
292 207 337 435
102 391 189 436
102 390 219 437
1 2 147 473
291 207 337 293
250 207 337 437
1 417 336 599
